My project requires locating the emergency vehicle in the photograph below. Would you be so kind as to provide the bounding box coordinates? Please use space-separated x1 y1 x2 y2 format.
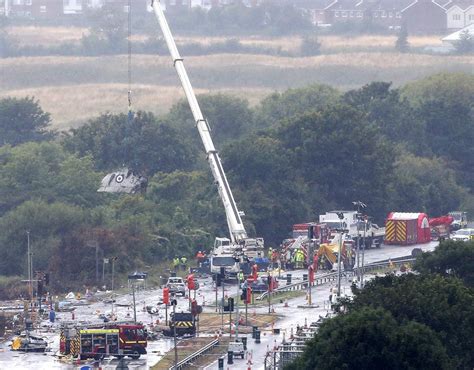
59 322 147 360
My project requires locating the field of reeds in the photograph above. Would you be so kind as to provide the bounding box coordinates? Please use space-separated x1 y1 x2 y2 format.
2 27 471 130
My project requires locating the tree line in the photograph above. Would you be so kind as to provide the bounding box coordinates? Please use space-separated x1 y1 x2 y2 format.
0 72 472 294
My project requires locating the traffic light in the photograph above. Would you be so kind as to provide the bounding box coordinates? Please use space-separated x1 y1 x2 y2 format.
37 280 44 296
308 225 314 239
220 266 225 278
163 287 170 305
191 299 198 316
267 275 273 292
216 274 222 287
228 297 234 312
187 274 195 290
308 265 315 284
240 288 246 302
44 273 49 286
247 287 252 304
252 264 258 280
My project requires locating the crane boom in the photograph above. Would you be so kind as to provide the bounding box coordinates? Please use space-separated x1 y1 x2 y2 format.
151 1 247 243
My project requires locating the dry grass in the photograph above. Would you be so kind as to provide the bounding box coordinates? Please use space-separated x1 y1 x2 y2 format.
7 26 442 52
198 312 278 334
7 26 88 46
1 51 471 130
0 84 269 131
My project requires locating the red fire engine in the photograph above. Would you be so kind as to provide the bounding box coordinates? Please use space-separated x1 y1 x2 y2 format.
60 322 147 360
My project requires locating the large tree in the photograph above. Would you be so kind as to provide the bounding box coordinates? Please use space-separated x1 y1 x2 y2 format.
348 274 474 368
287 307 450 370
387 153 468 216
0 97 54 146
0 142 102 215
401 73 474 188
63 111 195 176
414 239 474 288
275 104 393 221
254 84 340 129
222 136 313 244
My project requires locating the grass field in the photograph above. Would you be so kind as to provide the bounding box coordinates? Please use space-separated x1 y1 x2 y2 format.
2 27 471 130
8 26 442 52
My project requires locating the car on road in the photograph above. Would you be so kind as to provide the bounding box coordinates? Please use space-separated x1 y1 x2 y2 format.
228 341 245 359
247 277 279 293
451 228 474 242
166 277 186 296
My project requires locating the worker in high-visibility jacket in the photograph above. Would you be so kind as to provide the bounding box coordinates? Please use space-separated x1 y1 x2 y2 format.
295 249 305 269
268 247 273 260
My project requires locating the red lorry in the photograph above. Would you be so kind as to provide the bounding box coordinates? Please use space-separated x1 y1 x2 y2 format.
60 322 147 360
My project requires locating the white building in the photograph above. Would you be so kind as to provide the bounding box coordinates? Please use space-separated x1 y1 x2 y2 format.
445 1 474 29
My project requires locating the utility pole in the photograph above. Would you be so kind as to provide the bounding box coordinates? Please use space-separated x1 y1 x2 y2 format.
172 300 178 370
352 201 367 289
95 244 99 284
336 212 344 298
221 278 225 332
132 283 137 323
267 274 272 314
111 257 117 291
361 218 367 288
235 272 240 339
26 231 33 305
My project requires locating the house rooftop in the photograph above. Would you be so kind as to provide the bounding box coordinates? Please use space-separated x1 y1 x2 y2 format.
442 22 474 40
444 0 474 10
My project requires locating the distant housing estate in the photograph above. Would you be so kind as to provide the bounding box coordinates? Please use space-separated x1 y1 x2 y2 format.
0 0 473 33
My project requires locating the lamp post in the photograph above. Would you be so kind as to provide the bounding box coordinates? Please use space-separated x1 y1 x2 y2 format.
26 231 33 305
361 217 367 288
352 201 367 289
111 257 117 291
336 212 344 298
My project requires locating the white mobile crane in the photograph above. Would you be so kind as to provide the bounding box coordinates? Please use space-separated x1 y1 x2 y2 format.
151 1 264 274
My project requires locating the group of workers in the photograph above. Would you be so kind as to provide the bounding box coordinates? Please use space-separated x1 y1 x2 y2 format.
172 256 188 271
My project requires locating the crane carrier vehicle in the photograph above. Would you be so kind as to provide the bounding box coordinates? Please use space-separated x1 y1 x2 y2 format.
150 1 266 278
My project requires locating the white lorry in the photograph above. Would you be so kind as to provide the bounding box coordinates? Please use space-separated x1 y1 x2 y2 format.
319 211 385 249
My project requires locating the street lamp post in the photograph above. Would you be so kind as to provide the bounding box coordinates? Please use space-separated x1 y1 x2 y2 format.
111 257 117 291
352 201 367 289
361 218 367 288
26 231 33 305
336 212 344 298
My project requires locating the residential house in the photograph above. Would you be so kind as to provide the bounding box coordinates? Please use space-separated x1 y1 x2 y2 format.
7 0 62 19
324 0 367 26
367 0 412 29
288 0 334 25
445 0 474 29
0 0 9 16
401 0 447 33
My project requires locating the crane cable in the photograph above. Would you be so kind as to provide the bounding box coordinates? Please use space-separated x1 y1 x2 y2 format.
127 0 133 120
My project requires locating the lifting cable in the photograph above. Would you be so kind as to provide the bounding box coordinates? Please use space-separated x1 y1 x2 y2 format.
127 0 133 121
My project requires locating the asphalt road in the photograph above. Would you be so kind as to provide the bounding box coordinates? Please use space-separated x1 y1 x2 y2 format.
0 241 438 369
